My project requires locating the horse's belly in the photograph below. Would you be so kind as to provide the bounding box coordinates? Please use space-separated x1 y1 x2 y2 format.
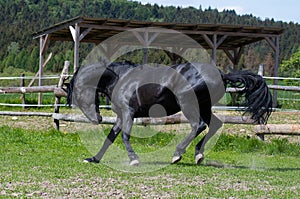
131 85 180 118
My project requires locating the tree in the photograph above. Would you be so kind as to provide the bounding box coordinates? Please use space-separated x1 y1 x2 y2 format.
7 42 20 55
14 49 28 69
27 47 39 72
264 52 274 76
280 47 300 77
103 0 112 16
0 0 300 74
245 48 259 70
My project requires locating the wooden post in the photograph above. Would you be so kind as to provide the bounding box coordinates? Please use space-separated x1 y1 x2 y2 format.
20 73 25 108
258 64 264 76
38 35 50 106
54 61 70 130
265 36 280 107
212 34 217 63
70 24 80 72
38 37 45 105
273 36 280 108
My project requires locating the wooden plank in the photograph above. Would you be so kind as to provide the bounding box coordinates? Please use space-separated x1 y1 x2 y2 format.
0 111 52 117
201 34 214 48
268 85 300 92
54 88 67 97
0 86 56 94
254 124 300 134
216 35 228 47
264 37 276 51
52 113 256 125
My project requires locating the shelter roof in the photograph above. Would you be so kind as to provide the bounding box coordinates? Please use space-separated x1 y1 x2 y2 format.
33 16 284 49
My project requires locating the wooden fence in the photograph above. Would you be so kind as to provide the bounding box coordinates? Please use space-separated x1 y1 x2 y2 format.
0 62 299 140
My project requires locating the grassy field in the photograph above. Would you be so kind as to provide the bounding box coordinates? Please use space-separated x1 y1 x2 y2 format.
1 118 300 198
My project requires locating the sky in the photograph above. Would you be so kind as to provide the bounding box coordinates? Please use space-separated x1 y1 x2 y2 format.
137 0 299 23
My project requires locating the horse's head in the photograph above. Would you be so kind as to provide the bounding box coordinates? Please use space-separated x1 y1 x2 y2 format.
67 62 114 124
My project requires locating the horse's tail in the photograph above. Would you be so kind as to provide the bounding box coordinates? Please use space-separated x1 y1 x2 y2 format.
222 70 273 124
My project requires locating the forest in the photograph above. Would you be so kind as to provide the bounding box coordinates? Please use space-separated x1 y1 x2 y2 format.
0 0 299 77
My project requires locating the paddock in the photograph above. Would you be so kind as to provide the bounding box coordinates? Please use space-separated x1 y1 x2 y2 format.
1 17 294 139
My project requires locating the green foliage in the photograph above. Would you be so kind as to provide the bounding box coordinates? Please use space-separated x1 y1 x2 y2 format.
0 0 299 73
280 47 300 77
7 42 20 55
214 134 300 156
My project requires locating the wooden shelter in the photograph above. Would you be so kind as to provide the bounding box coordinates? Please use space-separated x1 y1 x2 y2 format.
33 16 284 105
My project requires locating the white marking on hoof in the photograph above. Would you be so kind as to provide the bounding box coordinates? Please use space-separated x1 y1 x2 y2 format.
195 153 204 165
130 159 140 166
172 156 182 164
83 159 89 163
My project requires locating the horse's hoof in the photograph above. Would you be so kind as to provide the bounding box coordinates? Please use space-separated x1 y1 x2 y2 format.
83 157 100 163
172 156 182 164
130 159 140 166
195 153 204 165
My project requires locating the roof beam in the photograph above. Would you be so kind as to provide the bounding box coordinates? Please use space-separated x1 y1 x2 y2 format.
79 27 92 41
264 36 276 51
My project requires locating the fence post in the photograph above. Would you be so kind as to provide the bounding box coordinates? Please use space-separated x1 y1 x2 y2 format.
54 61 70 130
258 64 264 76
20 73 26 109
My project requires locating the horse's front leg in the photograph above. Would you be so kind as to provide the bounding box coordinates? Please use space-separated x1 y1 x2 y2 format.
195 114 222 165
121 112 139 166
122 132 139 166
84 118 122 163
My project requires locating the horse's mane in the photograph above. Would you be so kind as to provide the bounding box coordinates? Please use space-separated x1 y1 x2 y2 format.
107 60 138 76
66 60 138 106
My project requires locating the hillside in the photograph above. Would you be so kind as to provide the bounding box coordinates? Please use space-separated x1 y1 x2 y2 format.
0 0 299 75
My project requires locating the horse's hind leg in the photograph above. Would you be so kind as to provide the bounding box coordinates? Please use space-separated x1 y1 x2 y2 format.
195 114 222 165
172 120 207 164
84 118 122 163
171 92 206 164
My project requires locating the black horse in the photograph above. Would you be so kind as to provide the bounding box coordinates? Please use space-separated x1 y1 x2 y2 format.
67 60 272 166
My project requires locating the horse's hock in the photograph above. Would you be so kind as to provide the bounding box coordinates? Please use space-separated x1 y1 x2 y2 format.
254 124 300 141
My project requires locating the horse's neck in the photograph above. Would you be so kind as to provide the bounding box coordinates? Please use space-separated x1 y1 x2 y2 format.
99 68 118 98
104 62 138 97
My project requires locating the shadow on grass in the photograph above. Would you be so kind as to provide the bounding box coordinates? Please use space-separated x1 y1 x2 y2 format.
176 160 300 172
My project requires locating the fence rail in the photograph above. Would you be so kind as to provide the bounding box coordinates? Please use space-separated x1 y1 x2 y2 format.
0 66 299 139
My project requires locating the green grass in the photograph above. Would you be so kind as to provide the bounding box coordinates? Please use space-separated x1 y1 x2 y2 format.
1 126 300 198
